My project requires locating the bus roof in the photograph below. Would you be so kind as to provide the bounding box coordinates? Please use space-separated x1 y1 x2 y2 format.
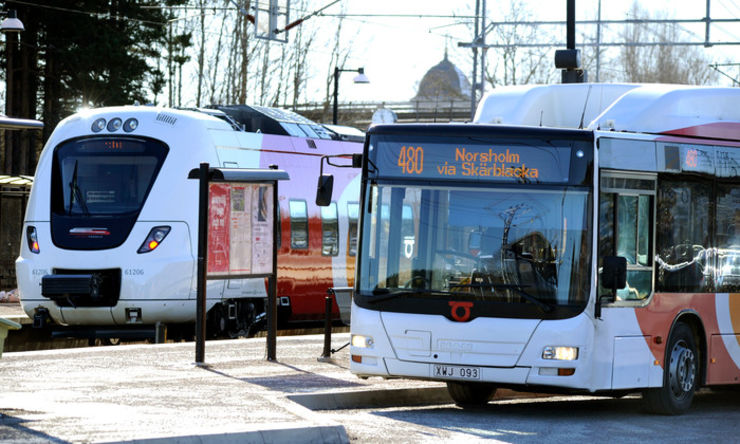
474 83 740 142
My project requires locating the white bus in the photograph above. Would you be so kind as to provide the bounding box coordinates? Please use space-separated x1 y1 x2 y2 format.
342 84 739 415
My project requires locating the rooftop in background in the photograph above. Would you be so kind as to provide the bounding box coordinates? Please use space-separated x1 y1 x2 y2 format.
412 52 472 104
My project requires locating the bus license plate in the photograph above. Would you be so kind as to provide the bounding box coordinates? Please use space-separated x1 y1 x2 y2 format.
432 364 480 380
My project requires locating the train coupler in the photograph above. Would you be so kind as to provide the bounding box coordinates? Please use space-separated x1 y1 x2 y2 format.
33 307 50 329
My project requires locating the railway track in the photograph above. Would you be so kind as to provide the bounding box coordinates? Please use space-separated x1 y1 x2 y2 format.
1 302 348 353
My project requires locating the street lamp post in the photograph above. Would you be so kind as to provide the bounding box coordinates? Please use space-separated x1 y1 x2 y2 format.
332 67 369 125
2 10 24 121
2 9 25 174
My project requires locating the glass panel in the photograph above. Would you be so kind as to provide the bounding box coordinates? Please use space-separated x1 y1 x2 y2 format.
716 183 740 292
598 193 615 259
617 195 638 264
289 200 308 249
655 179 711 292
360 184 592 308
347 202 359 257
598 192 652 301
52 138 168 216
637 195 651 266
321 202 339 256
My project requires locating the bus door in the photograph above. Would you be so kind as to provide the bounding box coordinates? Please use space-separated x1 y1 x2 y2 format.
598 171 657 389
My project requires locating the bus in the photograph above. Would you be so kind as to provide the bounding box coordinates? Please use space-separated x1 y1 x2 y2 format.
16 105 362 340
336 84 739 415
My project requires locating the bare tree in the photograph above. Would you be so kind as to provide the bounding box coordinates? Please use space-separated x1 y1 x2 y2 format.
618 3 716 85
461 0 554 88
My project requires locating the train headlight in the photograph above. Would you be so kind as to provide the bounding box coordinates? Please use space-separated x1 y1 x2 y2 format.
91 118 106 133
106 117 122 132
542 346 579 361
137 226 171 254
351 334 374 348
26 226 40 254
123 118 138 132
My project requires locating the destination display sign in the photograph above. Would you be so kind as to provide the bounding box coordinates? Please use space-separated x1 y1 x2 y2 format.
373 139 574 183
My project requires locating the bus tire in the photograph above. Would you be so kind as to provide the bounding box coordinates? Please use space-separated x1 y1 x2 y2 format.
642 322 698 415
446 381 496 407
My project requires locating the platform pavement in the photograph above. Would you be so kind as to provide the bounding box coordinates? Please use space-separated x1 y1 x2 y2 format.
0 303 28 325
0 332 466 443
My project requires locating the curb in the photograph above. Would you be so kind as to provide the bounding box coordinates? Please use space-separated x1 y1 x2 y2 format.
288 386 452 410
120 425 349 444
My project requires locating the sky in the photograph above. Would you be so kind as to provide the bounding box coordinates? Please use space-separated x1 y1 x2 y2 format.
288 0 740 104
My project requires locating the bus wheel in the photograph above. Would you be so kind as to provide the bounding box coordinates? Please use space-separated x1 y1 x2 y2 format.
446 381 496 407
643 322 698 415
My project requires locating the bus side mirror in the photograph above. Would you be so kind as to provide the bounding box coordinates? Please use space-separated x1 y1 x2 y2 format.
316 174 334 207
601 256 627 291
352 153 363 168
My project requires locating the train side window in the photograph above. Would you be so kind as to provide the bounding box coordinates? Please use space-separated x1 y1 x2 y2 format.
289 199 308 249
321 202 339 256
347 202 359 256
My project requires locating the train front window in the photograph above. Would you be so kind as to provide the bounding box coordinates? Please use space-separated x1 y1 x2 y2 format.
359 183 592 315
51 137 168 216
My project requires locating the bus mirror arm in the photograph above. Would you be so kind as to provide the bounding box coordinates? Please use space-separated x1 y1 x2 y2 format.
595 256 627 319
316 154 366 206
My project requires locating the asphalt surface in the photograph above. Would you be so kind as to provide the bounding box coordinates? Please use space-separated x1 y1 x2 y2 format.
0 332 451 443
2 331 739 443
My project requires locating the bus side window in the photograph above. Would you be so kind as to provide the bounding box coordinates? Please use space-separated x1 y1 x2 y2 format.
716 182 739 293
655 178 713 293
321 202 339 256
289 199 308 249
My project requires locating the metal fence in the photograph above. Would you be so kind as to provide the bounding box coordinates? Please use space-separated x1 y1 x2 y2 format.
0 176 32 290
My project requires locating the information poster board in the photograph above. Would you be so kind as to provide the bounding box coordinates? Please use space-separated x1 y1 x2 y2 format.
207 182 274 278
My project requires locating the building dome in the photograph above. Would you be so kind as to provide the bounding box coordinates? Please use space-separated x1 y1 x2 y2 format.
413 53 471 102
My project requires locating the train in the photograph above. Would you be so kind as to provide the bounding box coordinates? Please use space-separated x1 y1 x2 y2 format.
15 104 363 339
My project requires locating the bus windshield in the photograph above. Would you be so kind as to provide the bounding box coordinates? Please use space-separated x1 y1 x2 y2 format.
358 183 592 317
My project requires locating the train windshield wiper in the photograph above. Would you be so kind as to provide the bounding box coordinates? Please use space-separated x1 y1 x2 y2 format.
68 160 90 216
368 287 474 304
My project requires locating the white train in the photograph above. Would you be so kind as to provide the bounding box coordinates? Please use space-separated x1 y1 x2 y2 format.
16 105 363 339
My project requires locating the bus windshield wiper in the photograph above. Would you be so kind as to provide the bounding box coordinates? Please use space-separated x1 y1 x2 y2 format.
491 283 554 312
368 287 474 304
68 160 90 216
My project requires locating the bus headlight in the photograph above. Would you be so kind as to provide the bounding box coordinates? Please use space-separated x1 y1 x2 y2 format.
351 334 374 348
542 346 578 361
137 226 171 254
26 226 40 254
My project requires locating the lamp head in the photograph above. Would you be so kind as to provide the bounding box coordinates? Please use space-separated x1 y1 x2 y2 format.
353 68 370 84
1 10 24 33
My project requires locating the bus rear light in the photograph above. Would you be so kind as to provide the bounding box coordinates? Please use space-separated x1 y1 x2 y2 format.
26 226 40 254
137 226 171 254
